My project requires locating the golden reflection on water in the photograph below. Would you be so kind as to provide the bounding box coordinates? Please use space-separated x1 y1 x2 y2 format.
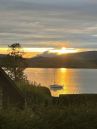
51 68 79 96
24 68 80 96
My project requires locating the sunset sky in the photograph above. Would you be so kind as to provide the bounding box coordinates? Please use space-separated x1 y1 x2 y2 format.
0 0 97 51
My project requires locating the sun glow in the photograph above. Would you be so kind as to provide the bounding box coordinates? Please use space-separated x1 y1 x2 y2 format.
0 47 78 58
58 47 78 54
49 47 78 54
0 47 78 53
23 48 53 53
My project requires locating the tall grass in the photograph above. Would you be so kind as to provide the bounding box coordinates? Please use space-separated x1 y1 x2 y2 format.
0 102 97 129
16 80 52 106
1 78 97 129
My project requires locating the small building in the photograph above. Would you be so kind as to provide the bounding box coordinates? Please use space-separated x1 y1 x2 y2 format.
0 67 25 108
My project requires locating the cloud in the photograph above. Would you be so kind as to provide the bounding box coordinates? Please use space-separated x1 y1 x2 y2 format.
0 0 97 49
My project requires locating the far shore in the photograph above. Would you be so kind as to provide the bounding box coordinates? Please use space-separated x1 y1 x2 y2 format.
24 66 97 69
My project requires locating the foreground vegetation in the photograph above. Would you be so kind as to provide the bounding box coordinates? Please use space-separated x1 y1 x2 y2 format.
16 80 52 106
0 76 96 129
0 100 97 129
2 77 97 129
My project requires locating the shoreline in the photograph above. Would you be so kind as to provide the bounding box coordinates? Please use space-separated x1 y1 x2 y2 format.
24 67 97 69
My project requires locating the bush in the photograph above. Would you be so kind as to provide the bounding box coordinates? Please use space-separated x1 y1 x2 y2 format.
16 80 52 106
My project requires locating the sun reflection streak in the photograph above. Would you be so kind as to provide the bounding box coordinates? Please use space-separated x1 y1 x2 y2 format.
60 68 67 72
52 68 80 96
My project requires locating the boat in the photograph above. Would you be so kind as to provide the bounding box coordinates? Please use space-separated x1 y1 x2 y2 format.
50 84 63 91
50 69 63 91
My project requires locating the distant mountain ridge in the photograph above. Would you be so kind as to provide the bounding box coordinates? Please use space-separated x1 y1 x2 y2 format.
0 54 6 58
1 51 97 68
26 51 97 68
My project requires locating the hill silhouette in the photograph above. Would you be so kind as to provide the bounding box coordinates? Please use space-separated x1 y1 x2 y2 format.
26 51 97 68
1 51 97 68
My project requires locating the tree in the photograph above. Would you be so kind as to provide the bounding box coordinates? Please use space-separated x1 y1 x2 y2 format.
3 43 27 82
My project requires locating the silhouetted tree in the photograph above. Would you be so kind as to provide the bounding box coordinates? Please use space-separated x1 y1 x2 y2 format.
3 43 27 82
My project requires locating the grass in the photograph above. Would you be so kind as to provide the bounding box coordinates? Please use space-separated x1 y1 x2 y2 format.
1 80 97 129
0 101 97 129
16 80 52 105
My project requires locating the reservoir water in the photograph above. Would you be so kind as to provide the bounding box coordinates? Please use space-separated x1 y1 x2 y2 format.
24 68 97 96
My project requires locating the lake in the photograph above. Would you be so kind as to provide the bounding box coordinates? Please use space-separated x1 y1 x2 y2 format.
24 68 97 96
